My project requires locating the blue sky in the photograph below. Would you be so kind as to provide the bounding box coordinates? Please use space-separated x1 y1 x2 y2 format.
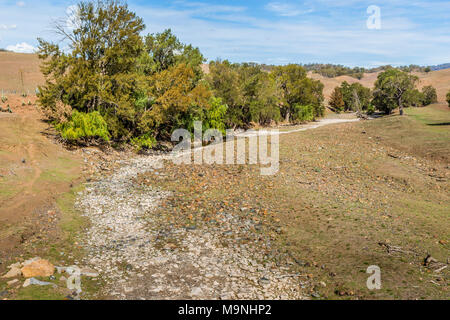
0 0 449 67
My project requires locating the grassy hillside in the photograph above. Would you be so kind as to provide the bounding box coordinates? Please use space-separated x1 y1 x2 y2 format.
312 69 450 104
0 52 43 94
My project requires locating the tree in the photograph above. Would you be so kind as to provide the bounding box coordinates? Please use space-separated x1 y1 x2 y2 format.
447 90 450 108
404 89 425 107
372 69 419 115
422 85 438 106
146 63 211 138
273 64 324 122
207 60 244 128
339 81 372 111
329 87 345 113
144 29 205 76
38 0 146 139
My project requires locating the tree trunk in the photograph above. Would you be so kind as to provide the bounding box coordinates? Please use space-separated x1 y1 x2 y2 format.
399 97 404 115
285 111 290 123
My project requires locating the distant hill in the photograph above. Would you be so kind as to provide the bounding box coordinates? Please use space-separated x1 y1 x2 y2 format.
312 68 450 104
0 52 448 103
430 63 450 71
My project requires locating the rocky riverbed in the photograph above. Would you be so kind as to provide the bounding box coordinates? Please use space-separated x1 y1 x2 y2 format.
77 153 308 300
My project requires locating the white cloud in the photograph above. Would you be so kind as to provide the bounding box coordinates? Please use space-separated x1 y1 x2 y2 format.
16 1 26 7
0 24 17 30
6 42 36 53
265 2 313 17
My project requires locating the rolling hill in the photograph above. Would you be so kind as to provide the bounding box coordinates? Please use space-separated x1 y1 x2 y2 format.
1 52 449 104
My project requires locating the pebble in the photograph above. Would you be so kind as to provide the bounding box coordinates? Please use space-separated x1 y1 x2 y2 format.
75 152 308 300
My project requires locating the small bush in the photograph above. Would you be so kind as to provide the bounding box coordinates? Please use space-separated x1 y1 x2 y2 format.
56 111 110 142
422 85 437 106
366 104 376 115
205 97 228 135
292 105 315 123
1 95 7 103
447 90 450 108
131 133 157 151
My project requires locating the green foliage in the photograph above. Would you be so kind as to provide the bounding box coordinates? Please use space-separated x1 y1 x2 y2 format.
366 104 376 115
38 0 146 140
303 64 367 79
372 69 419 115
422 85 437 106
1 95 7 103
340 81 372 111
37 0 327 149
447 90 450 108
144 29 205 76
292 105 315 123
131 133 156 151
56 111 110 142
273 64 324 121
205 97 228 135
404 89 425 107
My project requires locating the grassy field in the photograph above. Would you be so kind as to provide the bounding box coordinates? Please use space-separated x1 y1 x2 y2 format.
146 104 449 300
0 110 96 300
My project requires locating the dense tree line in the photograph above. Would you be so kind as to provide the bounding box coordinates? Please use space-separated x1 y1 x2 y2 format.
37 0 325 148
330 69 438 115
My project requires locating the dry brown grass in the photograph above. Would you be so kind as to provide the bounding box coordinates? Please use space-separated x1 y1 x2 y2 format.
0 52 43 94
311 69 450 104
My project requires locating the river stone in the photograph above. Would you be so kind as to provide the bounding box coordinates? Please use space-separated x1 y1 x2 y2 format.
21 259 55 278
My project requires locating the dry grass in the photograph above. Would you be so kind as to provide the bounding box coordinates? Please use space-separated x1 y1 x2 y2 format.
0 52 43 94
309 69 450 104
147 104 449 300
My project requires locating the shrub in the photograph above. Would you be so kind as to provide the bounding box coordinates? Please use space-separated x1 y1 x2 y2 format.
329 87 345 113
292 105 315 123
366 104 376 115
205 97 228 135
131 133 157 151
422 85 437 106
446 90 450 108
1 95 7 103
56 111 110 142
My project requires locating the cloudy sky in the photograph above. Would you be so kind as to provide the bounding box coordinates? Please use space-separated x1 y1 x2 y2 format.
0 0 449 67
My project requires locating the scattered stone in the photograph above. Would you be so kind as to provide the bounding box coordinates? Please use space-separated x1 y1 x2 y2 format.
259 277 270 286
191 287 203 297
7 279 19 286
1 266 22 279
21 259 55 278
0 291 8 298
80 267 99 278
23 277 56 288
22 257 41 267
311 292 321 298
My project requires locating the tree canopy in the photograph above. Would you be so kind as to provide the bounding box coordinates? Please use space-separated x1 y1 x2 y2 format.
372 69 419 115
37 0 328 148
